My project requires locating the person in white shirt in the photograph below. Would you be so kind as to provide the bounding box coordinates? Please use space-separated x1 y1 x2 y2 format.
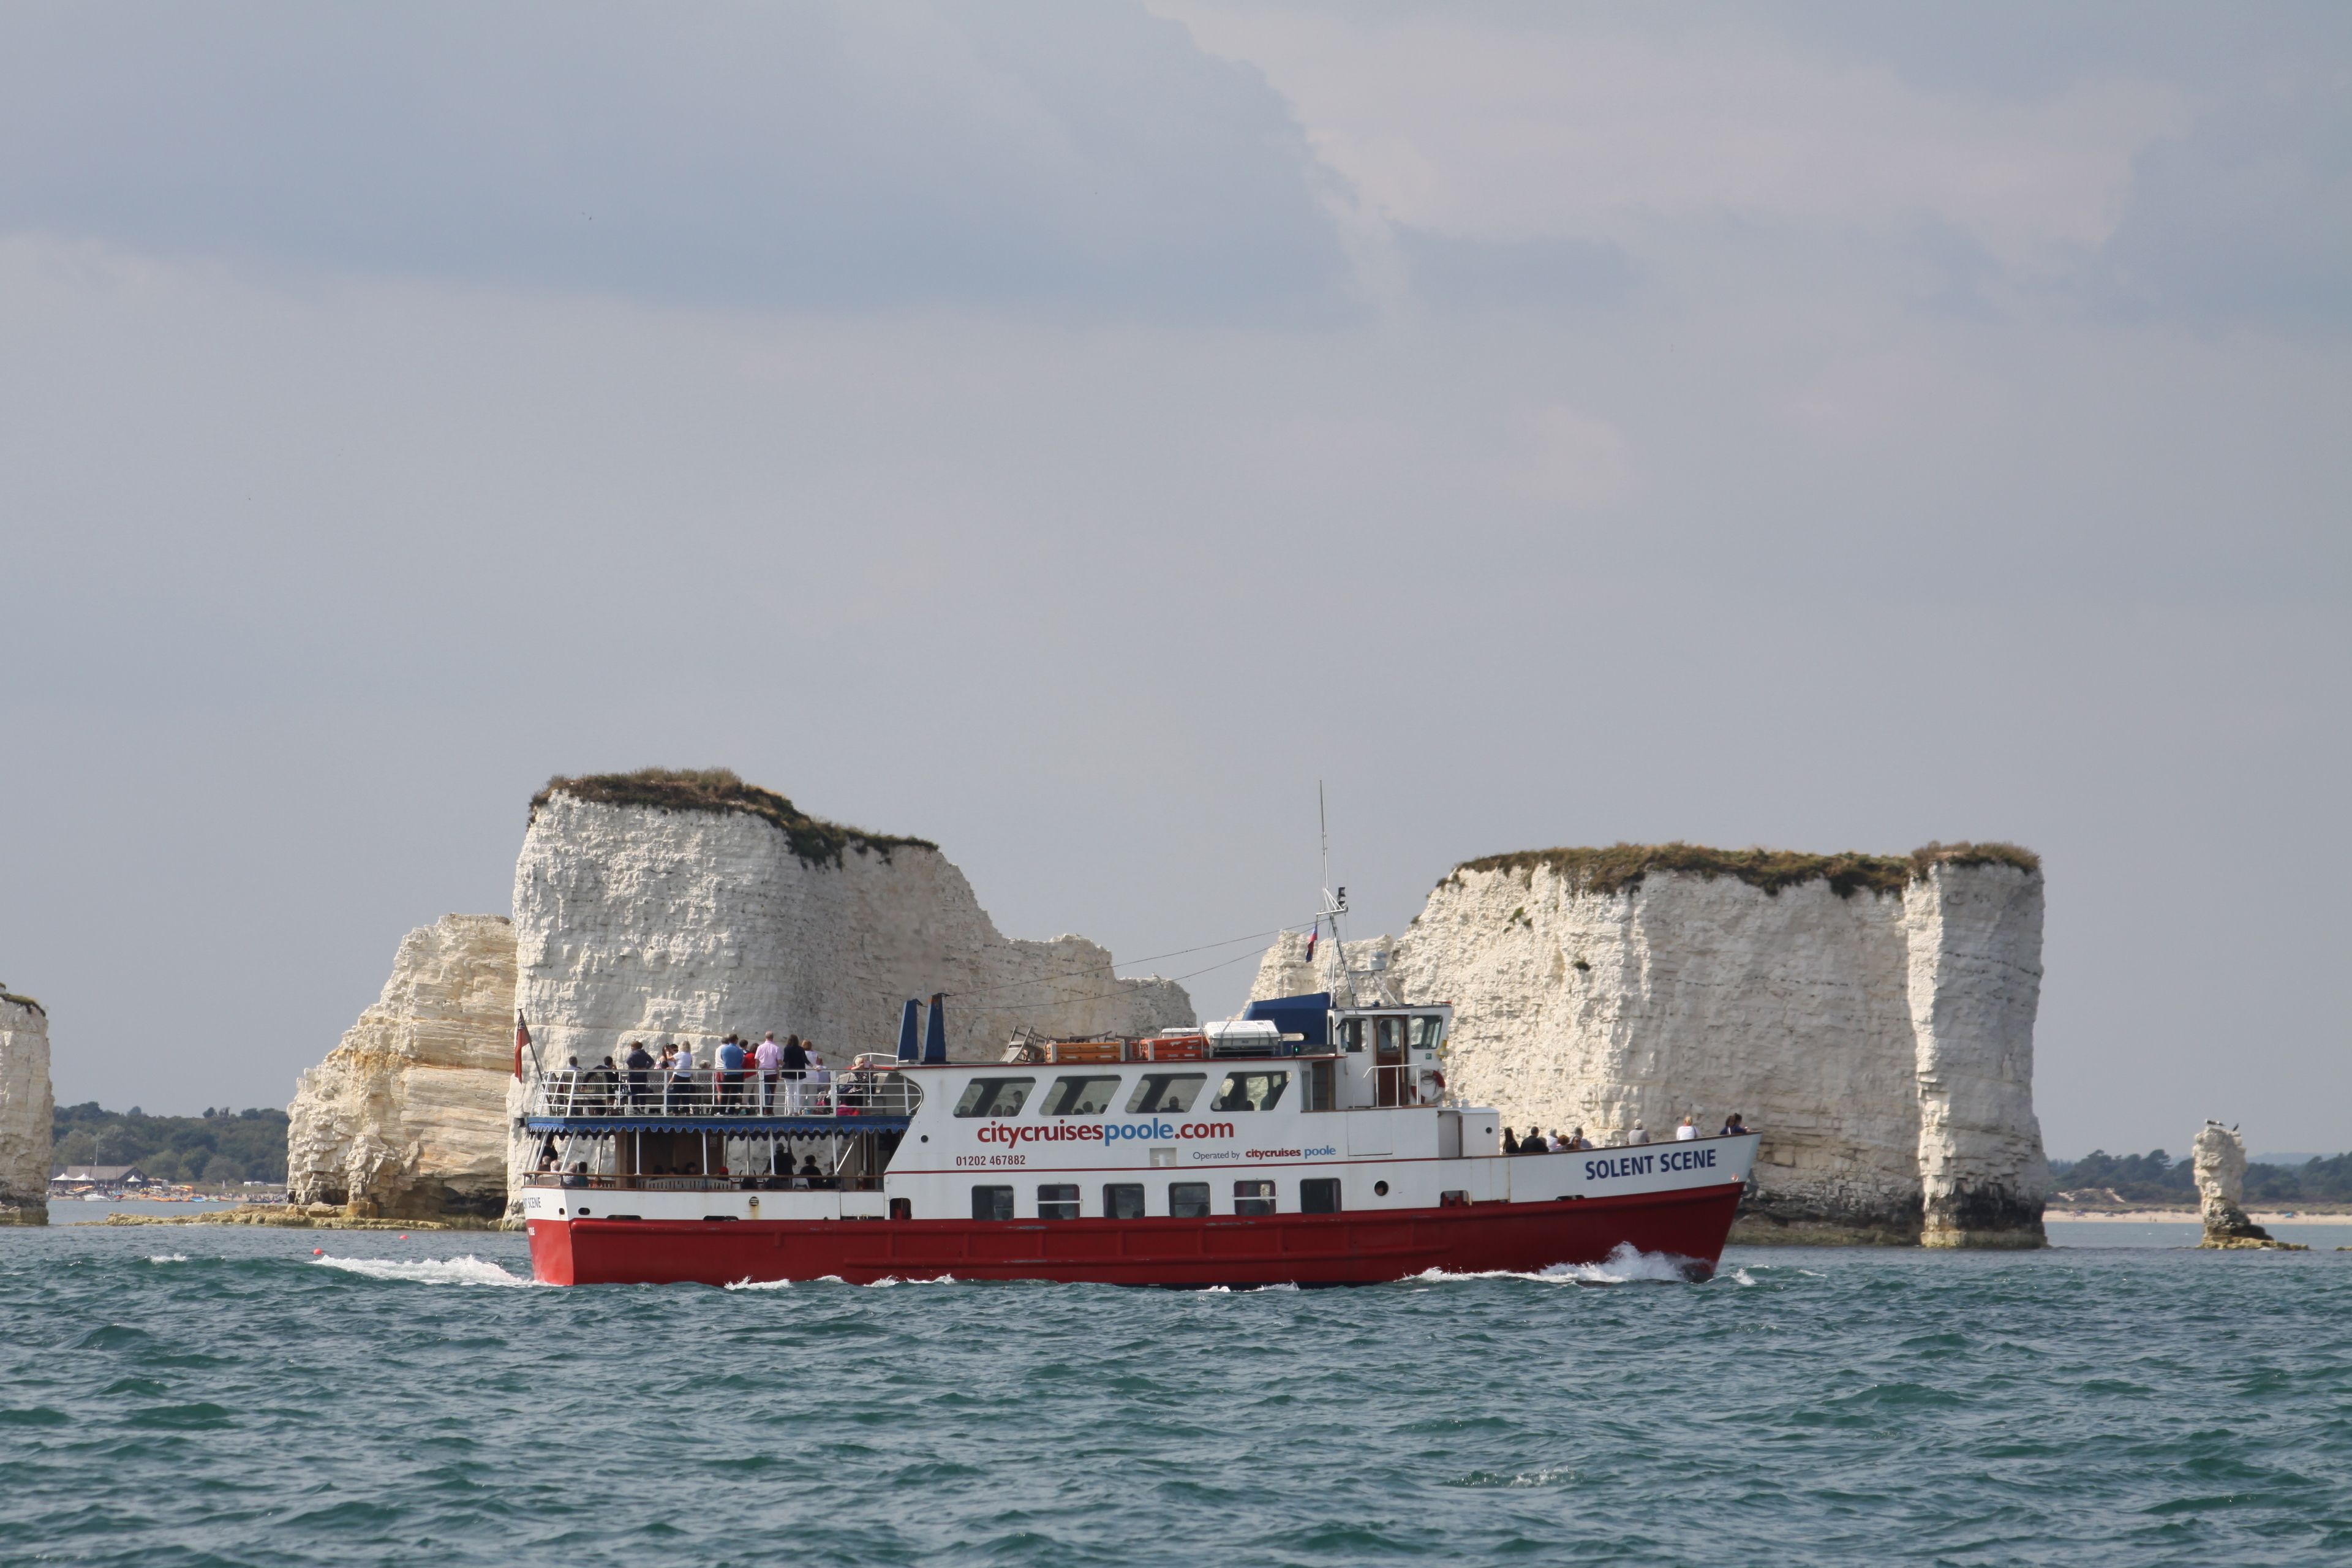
1627 1120 1650 1145
1675 1114 1699 1140
805 1047 831 1112
671 1039 697 1112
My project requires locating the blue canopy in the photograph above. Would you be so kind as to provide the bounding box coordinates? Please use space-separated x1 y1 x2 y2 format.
1243 992 1331 1047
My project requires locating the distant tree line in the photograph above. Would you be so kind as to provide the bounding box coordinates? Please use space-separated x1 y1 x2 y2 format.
2051 1150 2352 1204
51 1104 289 1187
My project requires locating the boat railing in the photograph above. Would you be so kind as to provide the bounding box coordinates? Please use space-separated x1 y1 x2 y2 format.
527 1068 921 1121
521 1172 886 1193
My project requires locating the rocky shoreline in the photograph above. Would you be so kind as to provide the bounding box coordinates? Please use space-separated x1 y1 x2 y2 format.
102 1204 506 1231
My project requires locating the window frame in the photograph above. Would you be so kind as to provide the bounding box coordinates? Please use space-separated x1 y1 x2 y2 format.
1124 1071 1207 1116
1300 1177 1342 1215
952 1077 1036 1118
1039 1074 1123 1117
1104 1183 1146 1220
1169 1181 1211 1219
1234 1179 1276 1217
1037 1182 1080 1220
1211 1070 1289 1113
971 1185 1014 1220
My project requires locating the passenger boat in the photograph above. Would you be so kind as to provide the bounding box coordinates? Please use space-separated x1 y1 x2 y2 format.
519 992 1757 1287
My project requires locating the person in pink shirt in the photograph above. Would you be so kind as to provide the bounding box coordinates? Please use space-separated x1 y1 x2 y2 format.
755 1031 785 1113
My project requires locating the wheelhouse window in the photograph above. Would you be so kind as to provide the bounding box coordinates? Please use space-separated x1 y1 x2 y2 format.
1300 1178 1341 1214
954 1077 1035 1118
1235 1180 1276 1216
1169 1182 1210 1218
1104 1183 1145 1219
1041 1075 1121 1117
1125 1072 1206 1115
1038 1183 1080 1220
1410 1014 1446 1050
1212 1071 1288 1112
971 1185 1014 1220
1338 1018 1365 1053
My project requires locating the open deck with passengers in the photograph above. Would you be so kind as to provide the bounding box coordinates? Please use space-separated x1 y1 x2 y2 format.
519 993 1760 1287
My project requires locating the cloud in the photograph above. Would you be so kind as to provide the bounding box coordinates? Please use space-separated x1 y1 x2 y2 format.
1154 4 2185 271
0 0 1352 322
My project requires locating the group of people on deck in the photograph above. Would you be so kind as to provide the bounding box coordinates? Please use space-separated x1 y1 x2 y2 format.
553 1030 840 1114
1504 1112 1751 1154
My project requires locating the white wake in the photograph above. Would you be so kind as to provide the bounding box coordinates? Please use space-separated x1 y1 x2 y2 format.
311 1254 533 1287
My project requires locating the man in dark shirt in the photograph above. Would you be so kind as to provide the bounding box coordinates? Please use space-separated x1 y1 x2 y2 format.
623 1041 654 1109
781 1034 811 1113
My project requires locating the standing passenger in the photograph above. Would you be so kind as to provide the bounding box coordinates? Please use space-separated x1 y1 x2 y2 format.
624 1041 654 1109
756 1031 783 1113
673 1039 698 1111
717 1036 748 1112
1720 1112 1750 1137
781 1034 810 1113
1675 1115 1699 1141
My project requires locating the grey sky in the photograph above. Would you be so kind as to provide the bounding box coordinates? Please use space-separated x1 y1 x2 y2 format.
1 1 2344 1158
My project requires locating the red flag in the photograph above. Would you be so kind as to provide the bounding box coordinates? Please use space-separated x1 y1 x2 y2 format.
1305 928 1317 962
513 1013 532 1080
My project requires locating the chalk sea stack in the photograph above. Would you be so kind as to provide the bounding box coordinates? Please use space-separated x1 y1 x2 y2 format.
2193 1122 2295 1249
0 988 53 1226
288 770 1194 1219
1253 842 2050 1247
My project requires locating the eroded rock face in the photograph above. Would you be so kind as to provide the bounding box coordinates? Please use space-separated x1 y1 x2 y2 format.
2193 1123 2282 1248
1905 865 2050 1247
0 992 53 1226
286 915 518 1219
1253 849 2049 1246
507 793 1193 1197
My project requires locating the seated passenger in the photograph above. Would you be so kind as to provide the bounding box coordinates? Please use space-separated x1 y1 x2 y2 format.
799 1155 834 1191
560 1161 590 1189
1501 1127 1520 1154
1626 1120 1650 1145
1675 1115 1699 1141
1720 1112 1750 1137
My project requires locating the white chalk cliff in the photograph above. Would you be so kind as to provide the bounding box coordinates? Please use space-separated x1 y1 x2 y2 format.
286 914 518 1218
1252 843 2050 1246
289 771 1193 1217
0 989 52 1226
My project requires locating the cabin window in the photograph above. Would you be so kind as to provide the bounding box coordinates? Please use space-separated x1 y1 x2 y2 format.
1234 1180 1276 1216
953 1077 1035 1118
1041 1075 1121 1117
1410 1014 1446 1050
1300 1178 1341 1214
1038 1183 1080 1220
1104 1183 1145 1219
1169 1182 1210 1218
1212 1071 1288 1112
1339 1018 1365 1053
971 1185 1014 1220
1125 1072 1206 1115
1374 1017 1405 1059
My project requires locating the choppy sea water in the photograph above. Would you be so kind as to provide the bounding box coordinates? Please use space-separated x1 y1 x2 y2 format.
3 1224 2346 1567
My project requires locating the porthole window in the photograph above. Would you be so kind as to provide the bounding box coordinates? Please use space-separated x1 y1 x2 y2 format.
1373 1180 1390 1197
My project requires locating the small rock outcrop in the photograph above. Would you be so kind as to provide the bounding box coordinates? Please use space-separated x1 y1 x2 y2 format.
1253 842 2051 1246
287 915 518 1218
2193 1122 2290 1248
0 989 53 1226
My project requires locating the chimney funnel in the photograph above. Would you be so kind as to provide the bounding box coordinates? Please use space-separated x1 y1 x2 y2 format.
923 993 948 1063
896 1000 922 1063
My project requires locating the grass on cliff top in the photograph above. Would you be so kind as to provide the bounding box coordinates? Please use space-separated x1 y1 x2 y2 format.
1446 840 2040 899
530 769 937 868
0 989 42 1016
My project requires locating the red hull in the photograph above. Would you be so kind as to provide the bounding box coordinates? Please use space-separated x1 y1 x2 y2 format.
529 1183 1744 1287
